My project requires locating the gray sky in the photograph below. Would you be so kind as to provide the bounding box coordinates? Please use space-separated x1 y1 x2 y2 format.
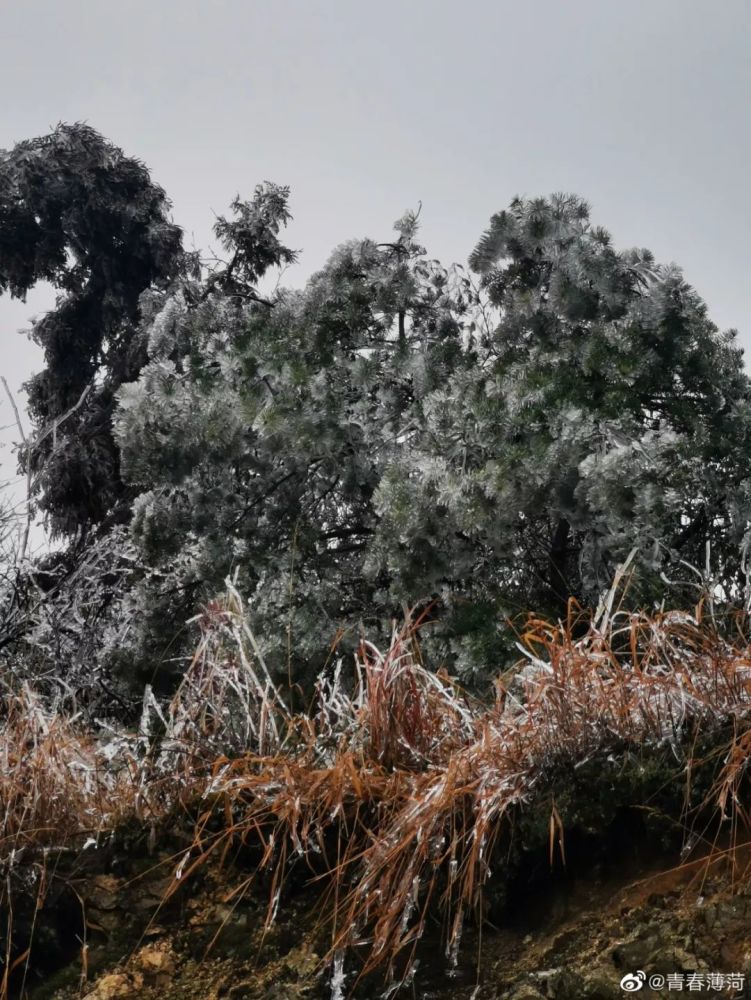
2 0 750 499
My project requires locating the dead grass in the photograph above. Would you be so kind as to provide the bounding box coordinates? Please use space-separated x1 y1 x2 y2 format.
4 573 751 993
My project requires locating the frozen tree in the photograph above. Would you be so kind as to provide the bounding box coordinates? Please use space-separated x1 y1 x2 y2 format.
5 125 750 694
112 194 471 688
370 195 751 677
110 191 751 689
0 123 185 541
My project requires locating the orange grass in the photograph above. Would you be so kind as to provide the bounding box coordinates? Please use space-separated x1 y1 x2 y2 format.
0 685 140 857
4 579 751 991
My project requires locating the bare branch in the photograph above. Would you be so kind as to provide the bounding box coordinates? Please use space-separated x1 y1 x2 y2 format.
1 376 32 564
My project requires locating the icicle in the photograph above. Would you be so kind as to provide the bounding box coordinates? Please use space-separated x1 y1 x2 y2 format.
175 849 190 880
329 951 347 1000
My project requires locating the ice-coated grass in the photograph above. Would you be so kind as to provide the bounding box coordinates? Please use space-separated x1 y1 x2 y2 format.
3 573 751 994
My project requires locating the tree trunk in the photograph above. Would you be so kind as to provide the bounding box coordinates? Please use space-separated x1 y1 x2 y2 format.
548 517 571 615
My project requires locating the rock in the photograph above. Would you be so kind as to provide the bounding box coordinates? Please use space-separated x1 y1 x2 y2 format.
670 946 702 972
580 965 624 1000
529 966 579 998
281 945 318 979
82 973 132 999
611 930 663 971
130 940 177 990
87 876 121 912
505 984 545 1000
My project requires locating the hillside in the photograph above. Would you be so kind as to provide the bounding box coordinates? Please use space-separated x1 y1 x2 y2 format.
4 583 751 998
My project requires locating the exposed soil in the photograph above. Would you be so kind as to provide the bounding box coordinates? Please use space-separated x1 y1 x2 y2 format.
11 835 751 1000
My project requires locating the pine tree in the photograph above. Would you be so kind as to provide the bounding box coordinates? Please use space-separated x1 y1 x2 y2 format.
0 123 185 540
411 194 751 618
112 201 470 687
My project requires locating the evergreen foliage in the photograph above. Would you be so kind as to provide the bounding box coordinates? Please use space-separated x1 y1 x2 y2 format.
2 127 751 692
379 194 751 642
113 194 471 685
0 123 184 539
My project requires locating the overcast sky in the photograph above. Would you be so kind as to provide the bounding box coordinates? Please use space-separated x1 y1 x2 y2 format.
2 0 750 500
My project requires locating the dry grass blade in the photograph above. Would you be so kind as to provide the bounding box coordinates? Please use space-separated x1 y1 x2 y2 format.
5 576 751 992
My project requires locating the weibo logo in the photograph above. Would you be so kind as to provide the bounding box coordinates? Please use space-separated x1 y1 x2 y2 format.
620 971 646 992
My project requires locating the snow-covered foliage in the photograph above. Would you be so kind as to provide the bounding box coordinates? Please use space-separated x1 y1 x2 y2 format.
3 125 751 696
105 192 751 688
109 196 478 687
0 123 184 539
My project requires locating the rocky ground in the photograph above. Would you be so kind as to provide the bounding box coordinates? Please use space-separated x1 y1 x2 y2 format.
11 838 751 1000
